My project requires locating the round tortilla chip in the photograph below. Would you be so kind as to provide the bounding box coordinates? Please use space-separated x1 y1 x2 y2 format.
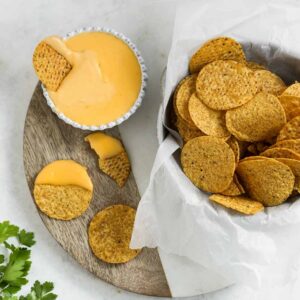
225 92 286 142
209 194 264 215
176 117 204 143
260 148 300 160
236 157 295 206
196 60 257 110
88 205 141 264
188 93 230 138
246 61 266 70
281 82 300 97
175 74 198 126
278 95 300 121
270 139 300 154
189 37 246 73
181 136 236 193
254 70 286 96
277 116 300 142
33 184 92 220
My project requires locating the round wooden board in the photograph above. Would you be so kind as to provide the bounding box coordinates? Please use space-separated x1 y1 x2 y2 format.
23 84 171 297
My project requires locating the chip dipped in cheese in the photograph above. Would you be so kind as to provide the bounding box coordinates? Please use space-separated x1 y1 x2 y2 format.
35 160 93 191
84 132 124 159
85 132 131 187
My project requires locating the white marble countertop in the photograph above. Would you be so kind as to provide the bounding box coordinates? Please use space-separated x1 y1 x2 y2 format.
0 0 184 299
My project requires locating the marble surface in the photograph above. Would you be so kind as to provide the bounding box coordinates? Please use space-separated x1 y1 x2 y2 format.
0 0 180 299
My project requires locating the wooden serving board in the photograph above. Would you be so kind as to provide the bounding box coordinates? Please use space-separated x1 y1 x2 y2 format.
23 84 171 297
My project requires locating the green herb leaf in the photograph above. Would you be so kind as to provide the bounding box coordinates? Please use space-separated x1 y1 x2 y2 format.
0 222 19 244
18 230 35 248
1 285 21 295
0 248 31 293
19 281 57 300
0 222 57 299
0 295 19 300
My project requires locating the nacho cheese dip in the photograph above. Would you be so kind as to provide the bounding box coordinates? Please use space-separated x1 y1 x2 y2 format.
46 32 142 126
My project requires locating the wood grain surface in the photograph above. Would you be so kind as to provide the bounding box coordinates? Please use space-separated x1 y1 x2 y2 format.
23 84 171 297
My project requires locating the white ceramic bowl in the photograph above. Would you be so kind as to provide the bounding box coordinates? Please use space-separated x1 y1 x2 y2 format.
42 26 148 131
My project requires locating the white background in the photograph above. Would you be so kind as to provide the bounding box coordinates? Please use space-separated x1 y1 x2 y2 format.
0 0 184 299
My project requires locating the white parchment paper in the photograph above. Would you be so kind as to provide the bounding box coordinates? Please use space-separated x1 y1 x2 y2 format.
131 0 300 298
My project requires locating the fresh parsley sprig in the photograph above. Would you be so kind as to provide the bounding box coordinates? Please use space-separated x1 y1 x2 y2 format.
0 221 57 300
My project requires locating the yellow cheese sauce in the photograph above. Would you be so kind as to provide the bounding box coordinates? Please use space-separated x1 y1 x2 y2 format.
46 32 142 125
35 160 93 191
85 132 124 159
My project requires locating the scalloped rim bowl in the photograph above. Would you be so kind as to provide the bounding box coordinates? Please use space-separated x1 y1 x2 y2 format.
41 26 148 131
